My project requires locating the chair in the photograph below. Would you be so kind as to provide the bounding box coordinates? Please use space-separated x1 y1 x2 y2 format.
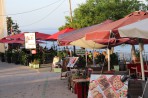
128 79 144 98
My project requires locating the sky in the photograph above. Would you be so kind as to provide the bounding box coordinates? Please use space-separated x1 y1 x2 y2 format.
4 0 148 53
4 0 147 34
5 0 86 34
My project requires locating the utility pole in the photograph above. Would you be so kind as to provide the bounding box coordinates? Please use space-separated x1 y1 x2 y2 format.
68 0 73 22
68 0 76 56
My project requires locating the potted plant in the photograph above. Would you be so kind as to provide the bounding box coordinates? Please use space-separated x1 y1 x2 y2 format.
0 52 5 62
12 50 20 64
29 59 40 69
134 49 140 63
5 50 12 63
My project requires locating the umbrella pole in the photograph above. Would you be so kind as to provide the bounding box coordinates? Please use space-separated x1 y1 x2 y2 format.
93 50 95 66
85 49 88 67
107 48 110 71
107 30 111 71
139 41 145 80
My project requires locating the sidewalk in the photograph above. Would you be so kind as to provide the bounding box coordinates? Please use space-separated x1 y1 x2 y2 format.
0 62 76 98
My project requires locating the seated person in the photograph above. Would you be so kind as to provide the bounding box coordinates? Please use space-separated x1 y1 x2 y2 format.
52 56 60 68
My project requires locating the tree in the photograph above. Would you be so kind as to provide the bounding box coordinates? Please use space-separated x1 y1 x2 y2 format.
7 17 21 35
6 17 21 49
59 0 147 30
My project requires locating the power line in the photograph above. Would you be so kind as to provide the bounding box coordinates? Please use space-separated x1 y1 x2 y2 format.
19 0 65 27
0 0 62 16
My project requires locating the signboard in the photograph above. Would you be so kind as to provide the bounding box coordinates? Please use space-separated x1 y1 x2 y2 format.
88 74 128 98
24 33 36 49
67 57 79 67
76 49 85 55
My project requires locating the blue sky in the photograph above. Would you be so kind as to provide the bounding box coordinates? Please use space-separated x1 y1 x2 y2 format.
5 0 86 34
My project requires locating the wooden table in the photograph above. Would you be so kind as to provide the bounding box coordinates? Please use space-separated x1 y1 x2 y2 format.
73 79 89 98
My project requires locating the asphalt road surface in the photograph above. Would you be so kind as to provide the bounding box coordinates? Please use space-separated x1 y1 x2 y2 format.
0 62 76 98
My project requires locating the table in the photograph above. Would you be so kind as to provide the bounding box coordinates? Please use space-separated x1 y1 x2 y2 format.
73 79 89 98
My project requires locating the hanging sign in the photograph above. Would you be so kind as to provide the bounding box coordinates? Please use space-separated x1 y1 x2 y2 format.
67 57 79 67
76 49 85 55
24 33 36 49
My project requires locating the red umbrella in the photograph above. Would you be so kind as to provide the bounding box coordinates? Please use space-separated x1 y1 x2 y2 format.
6 39 24 44
46 27 75 41
6 33 24 39
85 11 148 40
5 32 51 40
3 39 44 44
58 20 113 46
0 38 25 44
0 38 11 43
35 32 51 40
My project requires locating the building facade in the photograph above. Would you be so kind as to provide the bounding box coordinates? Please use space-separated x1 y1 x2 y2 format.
0 0 7 52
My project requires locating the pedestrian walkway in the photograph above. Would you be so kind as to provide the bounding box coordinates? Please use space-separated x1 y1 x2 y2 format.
0 62 76 98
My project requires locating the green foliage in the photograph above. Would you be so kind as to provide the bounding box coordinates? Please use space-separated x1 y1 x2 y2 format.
76 56 86 68
20 51 28 65
0 52 5 62
135 49 140 58
7 17 21 35
59 0 147 30
11 50 20 64
57 50 68 59
32 59 40 64
5 50 12 63
110 53 118 66
95 54 105 64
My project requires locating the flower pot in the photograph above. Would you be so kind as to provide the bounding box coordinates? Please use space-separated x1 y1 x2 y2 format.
33 64 40 69
29 63 40 69
29 63 33 68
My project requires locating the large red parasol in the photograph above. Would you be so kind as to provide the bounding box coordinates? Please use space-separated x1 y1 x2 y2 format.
0 38 10 43
46 27 75 41
5 32 51 40
0 38 44 44
58 20 113 47
85 11 148 40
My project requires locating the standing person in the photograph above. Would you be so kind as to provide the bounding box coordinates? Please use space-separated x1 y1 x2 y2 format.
102 51 108 67
51 55 60 71
93 50 99 66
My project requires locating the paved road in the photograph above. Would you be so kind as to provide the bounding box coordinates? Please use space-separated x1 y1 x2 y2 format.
0 62 76 98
